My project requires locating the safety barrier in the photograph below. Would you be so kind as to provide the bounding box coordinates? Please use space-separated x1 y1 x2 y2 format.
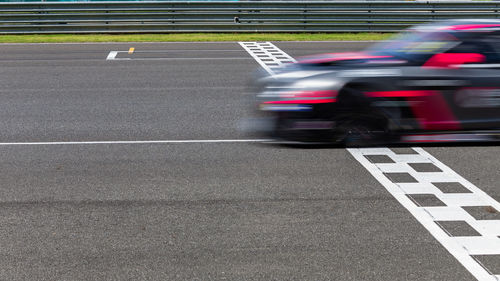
0 1 499 34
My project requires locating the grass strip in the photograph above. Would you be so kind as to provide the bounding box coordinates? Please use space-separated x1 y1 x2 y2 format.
0 33 392 43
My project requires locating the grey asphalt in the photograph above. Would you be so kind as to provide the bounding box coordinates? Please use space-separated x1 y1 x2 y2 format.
0 41 495 280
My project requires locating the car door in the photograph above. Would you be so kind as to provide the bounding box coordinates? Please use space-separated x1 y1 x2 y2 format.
444 35 500 130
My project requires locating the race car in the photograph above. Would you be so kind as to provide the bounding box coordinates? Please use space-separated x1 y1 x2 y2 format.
252 19 500 145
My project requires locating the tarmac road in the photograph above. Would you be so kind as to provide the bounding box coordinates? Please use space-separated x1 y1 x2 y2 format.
0 41 498 280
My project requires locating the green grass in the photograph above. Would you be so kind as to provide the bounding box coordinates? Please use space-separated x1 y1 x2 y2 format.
0 33 392 43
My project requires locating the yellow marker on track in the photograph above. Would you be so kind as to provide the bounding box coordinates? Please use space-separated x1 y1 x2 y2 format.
128 47 135 54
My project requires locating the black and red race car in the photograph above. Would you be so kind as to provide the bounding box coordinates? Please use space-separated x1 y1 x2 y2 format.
252 20 500 145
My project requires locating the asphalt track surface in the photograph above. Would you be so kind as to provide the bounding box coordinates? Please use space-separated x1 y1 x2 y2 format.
0 41 498 280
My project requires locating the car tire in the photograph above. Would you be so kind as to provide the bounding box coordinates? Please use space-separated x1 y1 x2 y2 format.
335 116 388 147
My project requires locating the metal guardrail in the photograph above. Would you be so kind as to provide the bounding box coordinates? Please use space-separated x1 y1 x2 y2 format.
1 1 500 34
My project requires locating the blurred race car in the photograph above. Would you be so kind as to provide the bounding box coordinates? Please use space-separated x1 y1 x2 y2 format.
252 20 500 145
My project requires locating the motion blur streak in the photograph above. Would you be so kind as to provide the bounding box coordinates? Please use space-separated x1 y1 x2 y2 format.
364 90 432 98
263 90 338 104
401 134 491 142
367 90 461 130
280 90 337 98
423 53 485 68
407 91 461 131
298 52 392 64
440 24 500 30
263 99 336 104
248 20 500 144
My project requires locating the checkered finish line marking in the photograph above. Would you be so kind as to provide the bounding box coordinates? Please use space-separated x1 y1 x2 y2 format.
240 41 500 281
238 42 296 74
349 147 500 281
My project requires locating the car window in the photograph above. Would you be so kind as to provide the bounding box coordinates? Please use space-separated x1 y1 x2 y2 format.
446 40 499 63
367 31 460 62
478 35 500 63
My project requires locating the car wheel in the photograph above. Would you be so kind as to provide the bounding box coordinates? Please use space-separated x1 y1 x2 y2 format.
336 117 388 147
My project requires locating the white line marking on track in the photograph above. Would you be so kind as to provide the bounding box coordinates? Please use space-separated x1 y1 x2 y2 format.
0 139 269 146
130 50 246 52
105 50 250 61
106 51 118 60
115 58 251 61
239 41 500 281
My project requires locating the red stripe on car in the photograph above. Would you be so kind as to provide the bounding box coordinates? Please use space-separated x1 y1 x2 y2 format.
423 53 485 68
365 90 433 98
440 24 500 31
263 98 337 104
365 90 461 130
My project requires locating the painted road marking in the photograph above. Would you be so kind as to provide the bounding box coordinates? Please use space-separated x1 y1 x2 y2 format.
106 51 118 60
239 42 296 75
112 58 251 61
121 50 246 53
0 139 269 146
239 41 500 281
107 48 249 61
106 50 250 61
349 148 500 281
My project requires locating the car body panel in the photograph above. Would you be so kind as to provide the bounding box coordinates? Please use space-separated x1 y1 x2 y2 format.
251 20 500 145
